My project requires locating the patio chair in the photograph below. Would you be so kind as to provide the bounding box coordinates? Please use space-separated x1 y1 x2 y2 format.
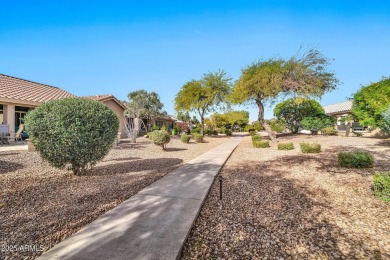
0 124 10 146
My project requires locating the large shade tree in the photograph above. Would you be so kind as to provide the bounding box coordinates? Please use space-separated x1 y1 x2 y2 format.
125 90 164 131
175 70 232 135
352 77 390 131
211 110 249 129
230 49 338 142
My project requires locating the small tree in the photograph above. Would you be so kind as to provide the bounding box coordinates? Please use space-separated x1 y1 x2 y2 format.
274 98 325 133
177 111 191 123
149 130 171 150
383 108 390 135
125 90 164 131
175 70 232 135
230 48 338 142
352 77 390 131
25 98 119 175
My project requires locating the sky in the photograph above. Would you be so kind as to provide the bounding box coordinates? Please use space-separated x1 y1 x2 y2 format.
1 0 389 121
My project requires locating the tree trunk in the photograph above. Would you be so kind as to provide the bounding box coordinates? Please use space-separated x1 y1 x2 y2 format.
345 122 351 137
256 99 277 143
200 115 205 136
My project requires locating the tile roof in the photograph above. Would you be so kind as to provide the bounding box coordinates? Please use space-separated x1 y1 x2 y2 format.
83 94 127 110
323 100 353 115
0 74 75 103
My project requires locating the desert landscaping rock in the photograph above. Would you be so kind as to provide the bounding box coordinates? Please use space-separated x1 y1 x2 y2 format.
182 134 390 259
0 136 228 259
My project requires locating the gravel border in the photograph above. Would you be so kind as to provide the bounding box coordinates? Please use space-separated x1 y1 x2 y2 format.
182 135 390 259
0 136 229 259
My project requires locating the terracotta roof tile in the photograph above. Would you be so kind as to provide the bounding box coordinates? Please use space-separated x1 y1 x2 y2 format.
83 94 127 110
0 74 75 103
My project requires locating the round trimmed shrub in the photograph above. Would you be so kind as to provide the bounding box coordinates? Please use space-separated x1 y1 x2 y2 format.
25 97 119 175
253 140 270 148
338 150 374 168
278 142 295 150
181 134 191 143
192 133 203 143
300 142 321 153
149 130 171 150
249 129 256 136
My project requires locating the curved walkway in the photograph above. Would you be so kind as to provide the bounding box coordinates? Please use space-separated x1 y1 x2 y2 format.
39 135 243 260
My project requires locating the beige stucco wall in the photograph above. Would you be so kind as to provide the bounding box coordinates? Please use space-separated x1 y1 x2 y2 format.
103 99 126 138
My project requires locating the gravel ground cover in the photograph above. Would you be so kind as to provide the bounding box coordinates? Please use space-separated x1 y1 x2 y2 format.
183 134 390 259
0 136 229 259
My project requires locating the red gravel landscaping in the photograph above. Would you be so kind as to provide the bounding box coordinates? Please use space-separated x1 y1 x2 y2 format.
0 136 228 259
182 134 390 259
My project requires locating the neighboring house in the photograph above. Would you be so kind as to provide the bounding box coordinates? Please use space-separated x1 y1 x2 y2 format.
127 114 177 134
0 74 126 137
0 74 74 134
153 115 176 130
323 100 364 131
84 95 127 138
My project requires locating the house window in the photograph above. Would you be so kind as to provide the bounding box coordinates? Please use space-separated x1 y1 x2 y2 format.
15 106 32 131
0 104 3 124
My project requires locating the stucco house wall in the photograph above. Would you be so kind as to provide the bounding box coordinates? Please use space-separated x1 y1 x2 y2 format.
101 99 126 138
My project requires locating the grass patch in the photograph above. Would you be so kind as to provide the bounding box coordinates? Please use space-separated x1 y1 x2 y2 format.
373 171 390 202
338 150 374 168
278 142 294 150
300 142 321 153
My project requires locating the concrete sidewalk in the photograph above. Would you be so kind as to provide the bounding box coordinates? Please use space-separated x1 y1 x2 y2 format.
39 136 243 260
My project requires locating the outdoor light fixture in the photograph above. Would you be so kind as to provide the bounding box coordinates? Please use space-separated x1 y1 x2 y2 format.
219 175 223 200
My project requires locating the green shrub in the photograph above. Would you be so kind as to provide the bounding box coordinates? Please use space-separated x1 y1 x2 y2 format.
214 127 222 133
25 97 119 175
224 129 232 136
151 124 160 131
300 115 336 134
249 130 256 136
205 128 218 136
161 125 166 131
171 129 177 136
321 127 337 136
244 125 255 132
338 150 374 168
373 171 390 202
181 134 191 143
253 140 270 148
149 130 171 150
192 133 203 143
190 127 201 134
251 135 262 142
300 142 321 153
278 142 295 150
270 119 286 133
